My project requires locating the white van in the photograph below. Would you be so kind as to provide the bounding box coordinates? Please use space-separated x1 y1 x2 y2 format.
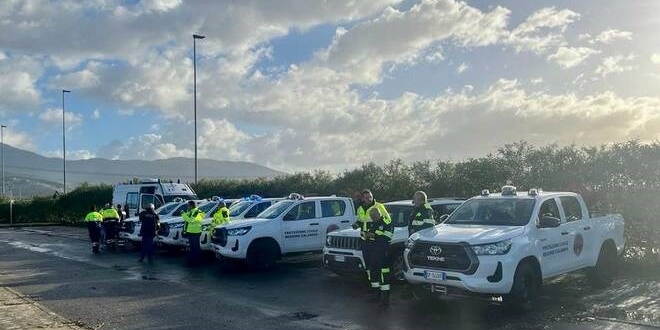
112 179 198 217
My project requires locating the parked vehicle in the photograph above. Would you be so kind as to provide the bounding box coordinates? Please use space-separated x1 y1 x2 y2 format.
323 198 464 282
119 200 190 246
403 186 625 310
212 194 355 270
113 179 198 217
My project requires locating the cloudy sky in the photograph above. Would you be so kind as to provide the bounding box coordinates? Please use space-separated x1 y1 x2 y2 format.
1 0 659 172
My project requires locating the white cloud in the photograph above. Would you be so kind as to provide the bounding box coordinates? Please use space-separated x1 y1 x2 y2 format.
38 108 83 130
547 46 599 68
592 29 633 44
43 149 96 160
595 54 636 77
530 77 543 85
506 7 580 54
651 53 660 65
91 109 100 119
456 62 469 74
0 55 42 113
1 127 36 151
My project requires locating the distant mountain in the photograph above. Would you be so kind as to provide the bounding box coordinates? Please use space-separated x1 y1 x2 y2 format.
0 145 285 197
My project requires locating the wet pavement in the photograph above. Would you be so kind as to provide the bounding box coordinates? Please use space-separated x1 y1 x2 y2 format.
0 226 659 330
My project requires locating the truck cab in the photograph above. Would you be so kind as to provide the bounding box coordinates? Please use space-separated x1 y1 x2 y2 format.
323 198 464 282
212 194 355 270
404 186 625 310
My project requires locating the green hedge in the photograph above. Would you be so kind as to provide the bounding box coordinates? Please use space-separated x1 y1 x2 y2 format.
0 141 658 261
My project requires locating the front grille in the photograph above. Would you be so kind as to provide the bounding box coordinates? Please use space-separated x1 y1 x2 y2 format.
408 241 477 274
327 236 360 250
158 223 170 237
212 228 228 247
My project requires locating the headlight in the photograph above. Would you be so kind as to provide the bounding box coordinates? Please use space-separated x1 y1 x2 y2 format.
227 226 251 236
326 236 332 247
405 238 416 250
471 239 512 255
171 222 184 229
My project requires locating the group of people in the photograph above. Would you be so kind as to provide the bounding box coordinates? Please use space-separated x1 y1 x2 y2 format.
353 189 436 306
83 199 231 266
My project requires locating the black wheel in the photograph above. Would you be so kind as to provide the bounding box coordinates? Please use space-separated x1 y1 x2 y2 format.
587 243 618 289
504 261 540 311
390 249 407 284
246 240 278 271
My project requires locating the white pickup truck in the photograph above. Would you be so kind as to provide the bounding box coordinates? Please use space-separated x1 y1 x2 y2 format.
404 186 625 310
323 198 464 282
119 200 190 246
212 194 355 270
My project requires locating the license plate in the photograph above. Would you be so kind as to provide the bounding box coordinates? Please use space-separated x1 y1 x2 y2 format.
424 270 447 281
334 255 345 262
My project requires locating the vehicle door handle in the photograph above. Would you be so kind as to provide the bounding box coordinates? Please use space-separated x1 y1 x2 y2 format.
561 231 570 236
340 220 350 223
310 223 319 226
583 226 591 230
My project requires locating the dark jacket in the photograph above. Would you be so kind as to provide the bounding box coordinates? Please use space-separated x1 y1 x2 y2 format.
139 210 160 237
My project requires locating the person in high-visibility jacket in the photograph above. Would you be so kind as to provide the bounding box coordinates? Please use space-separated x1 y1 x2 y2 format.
182 200 205 266
365 207 393 305
84 205 103 254
408 191 436 235
210 201 230 238
101 203 121 248
352 189 390 287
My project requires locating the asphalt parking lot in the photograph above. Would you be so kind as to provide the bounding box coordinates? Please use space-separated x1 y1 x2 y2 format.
0 226 658 330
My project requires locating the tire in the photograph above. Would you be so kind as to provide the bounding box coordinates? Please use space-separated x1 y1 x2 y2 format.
246 240 279 271
587 243 618 289
504 261 540 312
390 249 407 284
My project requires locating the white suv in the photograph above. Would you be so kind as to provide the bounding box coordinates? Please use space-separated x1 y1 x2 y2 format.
323 198 464 282
212 195 355 270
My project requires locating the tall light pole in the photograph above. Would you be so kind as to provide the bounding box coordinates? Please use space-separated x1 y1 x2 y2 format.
193 33 205 184
62 89 71 194
1 124 6 197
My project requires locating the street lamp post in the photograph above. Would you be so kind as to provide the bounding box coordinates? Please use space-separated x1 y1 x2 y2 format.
1 124 6 197
62 89 71 194
193 33 205 184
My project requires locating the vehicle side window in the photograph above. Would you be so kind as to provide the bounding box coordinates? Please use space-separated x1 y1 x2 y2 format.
321 200 346 217
173 204 189 216
440 203 460 216
245 202 269 218
539 199 561 219
560 196 583 222
284 201 316 221
125 193 139 210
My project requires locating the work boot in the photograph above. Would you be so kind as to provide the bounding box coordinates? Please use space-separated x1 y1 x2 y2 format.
380 290 390 306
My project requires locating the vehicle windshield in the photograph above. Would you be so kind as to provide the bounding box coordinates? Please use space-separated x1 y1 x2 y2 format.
198 202 218 217
229 201 252 217
258 200 295 219
445 198 536 226
385 204 414 227
157 202 180 215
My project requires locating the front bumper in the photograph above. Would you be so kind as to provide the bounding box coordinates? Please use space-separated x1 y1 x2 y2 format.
200 231 213 251
404 249 516 295
322 247 365 274
213 236 248 260
156 227 186 247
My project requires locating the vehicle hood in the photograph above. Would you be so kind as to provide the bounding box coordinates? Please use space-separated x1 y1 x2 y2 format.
327 227 360 238
413 224 525 245
222 218 270 229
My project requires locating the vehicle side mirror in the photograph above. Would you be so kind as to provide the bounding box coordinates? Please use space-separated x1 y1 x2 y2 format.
538 216 561 228
438 214 449 223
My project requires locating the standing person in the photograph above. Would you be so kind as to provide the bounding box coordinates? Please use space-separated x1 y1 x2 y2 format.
117 204 126 221
101 203 121 250
138 203 160 263
210 201 230 238
84 205 103 254
352 189 390 288
366 207 393 305
123 204 131 219
408 191 436 235
182 200 205 266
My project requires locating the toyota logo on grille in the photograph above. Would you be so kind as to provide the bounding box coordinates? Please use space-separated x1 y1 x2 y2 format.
429 246 442 255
